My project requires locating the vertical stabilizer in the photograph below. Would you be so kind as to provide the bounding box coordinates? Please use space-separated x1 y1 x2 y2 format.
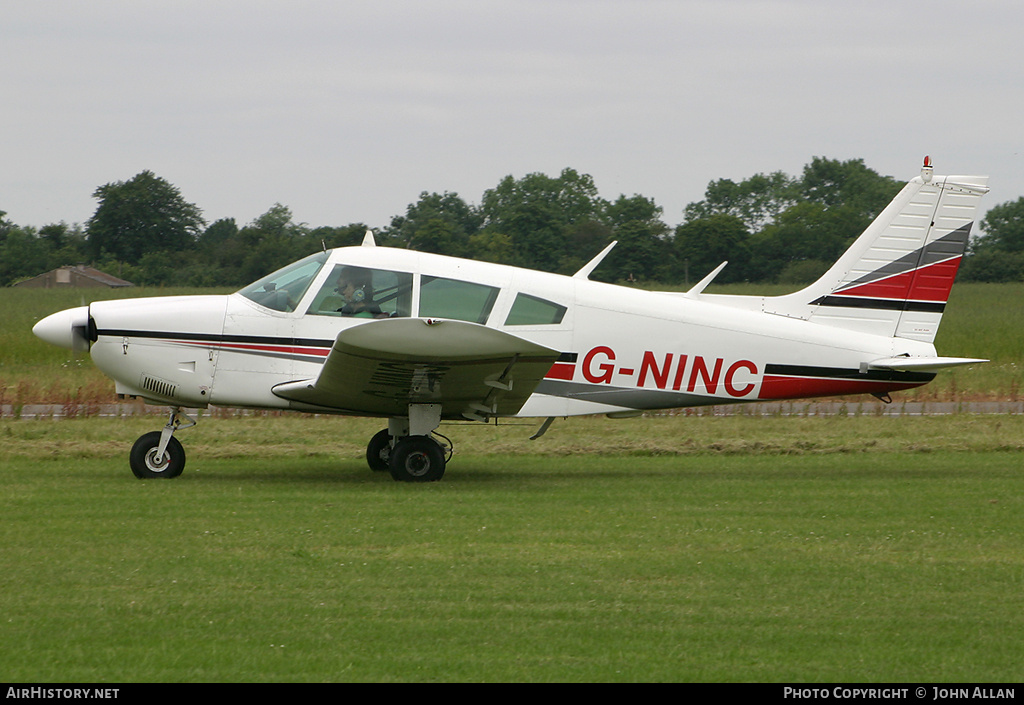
767 162 988 342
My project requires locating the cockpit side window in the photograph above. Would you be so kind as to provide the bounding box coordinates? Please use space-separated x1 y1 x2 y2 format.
419 276 499 324
307 264 413 318
237 251 329 312
504 293 567 325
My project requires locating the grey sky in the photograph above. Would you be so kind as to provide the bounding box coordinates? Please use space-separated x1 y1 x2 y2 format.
3 0 1021 235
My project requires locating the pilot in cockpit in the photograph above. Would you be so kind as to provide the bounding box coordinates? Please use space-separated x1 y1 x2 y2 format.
335 267 383 318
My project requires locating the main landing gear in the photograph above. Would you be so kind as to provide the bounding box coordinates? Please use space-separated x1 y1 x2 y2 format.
129 407 194 479
366 403 452 482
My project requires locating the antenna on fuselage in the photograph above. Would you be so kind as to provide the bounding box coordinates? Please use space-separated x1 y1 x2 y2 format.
573 241 617 280
362 229 376 247
683 261 728 298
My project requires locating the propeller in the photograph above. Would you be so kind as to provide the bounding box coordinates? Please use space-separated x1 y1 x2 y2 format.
33 305 95 353
70 306 97 353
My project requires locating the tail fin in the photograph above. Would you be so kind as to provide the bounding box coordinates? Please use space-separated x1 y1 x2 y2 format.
768 160 989 342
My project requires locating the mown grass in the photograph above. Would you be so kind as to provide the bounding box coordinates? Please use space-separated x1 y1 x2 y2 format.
3 283 1021 404
2 414 1023 682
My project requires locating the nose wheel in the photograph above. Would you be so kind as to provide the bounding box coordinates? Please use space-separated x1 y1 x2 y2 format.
129 407 193 479
130 432 186 478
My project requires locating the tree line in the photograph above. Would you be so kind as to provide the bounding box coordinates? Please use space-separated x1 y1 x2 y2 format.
2 158 1022 289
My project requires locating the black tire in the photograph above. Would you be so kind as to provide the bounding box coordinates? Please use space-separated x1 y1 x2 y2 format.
366 429 392 472
388 436 446 482
129 431 186 479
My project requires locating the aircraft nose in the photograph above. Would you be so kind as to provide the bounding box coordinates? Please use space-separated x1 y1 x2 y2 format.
33 306 92 351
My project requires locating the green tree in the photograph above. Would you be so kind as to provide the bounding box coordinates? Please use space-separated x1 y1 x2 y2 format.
0 225 51 286
753 201 865 281
389 191 481 257
0 210 15 238
231 204 317 285
799 157 902 217
598 194 672 282
674 214 751 284
960 198 1024 282
976 197 1024 253
681 157 903 284
86 171 205 264
684 171 797 231
467 230 514 265
198 218 239 251
480 168 608 272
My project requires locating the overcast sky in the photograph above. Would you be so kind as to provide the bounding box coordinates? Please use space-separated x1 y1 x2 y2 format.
3 0 1022 235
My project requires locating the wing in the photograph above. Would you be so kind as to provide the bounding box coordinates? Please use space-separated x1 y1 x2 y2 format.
272 317 560 419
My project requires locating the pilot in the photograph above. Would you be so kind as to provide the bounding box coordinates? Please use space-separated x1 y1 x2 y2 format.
335 267 383 318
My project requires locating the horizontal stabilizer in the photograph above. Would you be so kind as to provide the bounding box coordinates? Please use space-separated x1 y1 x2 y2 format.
868 356 988 372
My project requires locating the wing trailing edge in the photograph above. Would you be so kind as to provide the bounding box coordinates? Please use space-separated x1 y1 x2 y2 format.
272 318 560 420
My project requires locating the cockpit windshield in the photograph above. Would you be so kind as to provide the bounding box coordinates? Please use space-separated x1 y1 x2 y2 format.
237 251 329 312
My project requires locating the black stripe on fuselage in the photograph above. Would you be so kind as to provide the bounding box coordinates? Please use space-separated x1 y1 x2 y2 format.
96 328 335 349
763 363 934 383
808 296 947 313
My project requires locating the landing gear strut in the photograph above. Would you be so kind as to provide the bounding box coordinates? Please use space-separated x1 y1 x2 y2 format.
129 407 194 479
365 404 451 482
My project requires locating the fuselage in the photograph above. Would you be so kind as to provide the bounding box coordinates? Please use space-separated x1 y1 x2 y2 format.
36 245 937 418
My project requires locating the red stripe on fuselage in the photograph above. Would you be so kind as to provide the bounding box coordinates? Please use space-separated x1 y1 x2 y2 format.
759 375 926 400
545 362 576 381
170 340 331 358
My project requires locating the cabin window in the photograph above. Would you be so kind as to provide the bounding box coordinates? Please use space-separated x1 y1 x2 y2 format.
307 264 413 318
504 293 567 326
419 276 499 324
238 251 328 312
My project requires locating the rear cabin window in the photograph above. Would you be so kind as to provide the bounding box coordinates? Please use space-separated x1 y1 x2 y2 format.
504 293 567 325
307 265 413 319
419 276 499 324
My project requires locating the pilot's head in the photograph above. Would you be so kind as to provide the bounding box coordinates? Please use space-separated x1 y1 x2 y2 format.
336 267 372 304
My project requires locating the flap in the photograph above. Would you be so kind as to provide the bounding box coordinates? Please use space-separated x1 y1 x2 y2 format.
272 317 560 419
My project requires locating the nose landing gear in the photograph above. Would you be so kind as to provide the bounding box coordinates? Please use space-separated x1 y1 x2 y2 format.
129 407 194 479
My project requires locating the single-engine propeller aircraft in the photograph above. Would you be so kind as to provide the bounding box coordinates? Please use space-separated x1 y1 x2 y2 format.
34 159 989 482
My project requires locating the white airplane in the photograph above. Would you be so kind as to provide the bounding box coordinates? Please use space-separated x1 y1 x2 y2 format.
33 159 989 482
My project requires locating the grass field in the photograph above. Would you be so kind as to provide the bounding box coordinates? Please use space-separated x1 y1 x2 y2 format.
2 414 1023 682
3 283 1024 682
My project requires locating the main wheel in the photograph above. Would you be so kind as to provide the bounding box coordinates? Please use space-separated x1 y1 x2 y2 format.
388 436 446 482
129 431 186 479
366 429 392 472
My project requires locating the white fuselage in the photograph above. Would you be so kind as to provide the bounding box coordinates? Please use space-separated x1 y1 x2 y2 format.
77 246 936 418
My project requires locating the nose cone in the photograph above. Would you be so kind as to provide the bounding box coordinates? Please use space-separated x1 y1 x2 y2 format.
33 306 92 351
